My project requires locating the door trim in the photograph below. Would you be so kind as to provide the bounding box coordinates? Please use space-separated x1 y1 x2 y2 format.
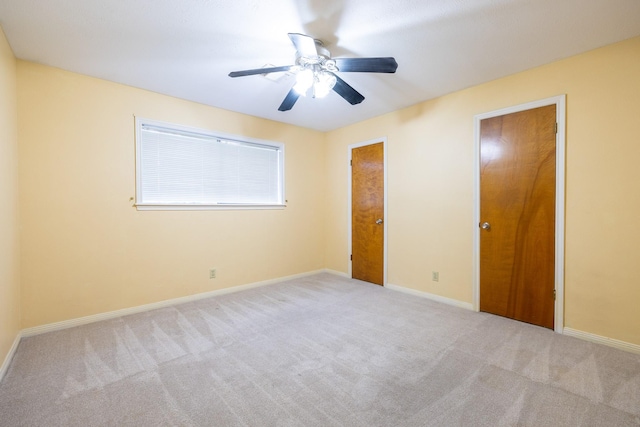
473 95 566 333
348 137 388 285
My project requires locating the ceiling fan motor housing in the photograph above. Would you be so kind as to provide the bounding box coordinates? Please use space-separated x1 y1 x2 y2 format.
295 40 338 72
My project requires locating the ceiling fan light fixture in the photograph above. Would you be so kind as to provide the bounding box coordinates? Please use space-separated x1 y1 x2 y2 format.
313 70 336 98
293 68 314 95
294 66 336 98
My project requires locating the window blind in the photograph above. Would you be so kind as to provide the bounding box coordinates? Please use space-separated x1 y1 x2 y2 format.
136 121 284 207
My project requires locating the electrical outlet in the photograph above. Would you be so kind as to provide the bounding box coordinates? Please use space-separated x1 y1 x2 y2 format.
432 271 439 282
209 269 217 279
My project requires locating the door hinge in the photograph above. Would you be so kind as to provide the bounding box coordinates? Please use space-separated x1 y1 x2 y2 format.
553 289 556 300
350 160 352 166
350 254 352 261
555 123 558 134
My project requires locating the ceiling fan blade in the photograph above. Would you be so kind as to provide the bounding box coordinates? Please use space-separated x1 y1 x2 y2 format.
229 65 294 78
334 57 398 73
332 75 365 105
278 87 301 111
288 33 318 58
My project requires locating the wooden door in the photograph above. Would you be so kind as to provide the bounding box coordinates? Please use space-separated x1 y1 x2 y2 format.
352 142 384 285
480 105 556 329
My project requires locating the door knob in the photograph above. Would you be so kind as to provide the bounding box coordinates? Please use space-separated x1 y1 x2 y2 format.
376 218 383 225
481 222 491 230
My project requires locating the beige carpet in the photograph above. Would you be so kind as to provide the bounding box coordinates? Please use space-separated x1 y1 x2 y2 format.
1 273 639 426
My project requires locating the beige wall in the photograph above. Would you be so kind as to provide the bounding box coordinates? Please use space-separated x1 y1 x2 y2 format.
0 28 20 365
325 36 640 346
8 33 640 349
17 62 326 328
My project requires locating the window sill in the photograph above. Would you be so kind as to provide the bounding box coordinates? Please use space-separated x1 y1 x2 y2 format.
135 203 287 211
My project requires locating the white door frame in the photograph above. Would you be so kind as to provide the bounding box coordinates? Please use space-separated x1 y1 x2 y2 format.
348 137 388 285
473 95 566 333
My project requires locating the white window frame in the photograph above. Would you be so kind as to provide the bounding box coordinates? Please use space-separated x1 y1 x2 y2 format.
135 117 285 210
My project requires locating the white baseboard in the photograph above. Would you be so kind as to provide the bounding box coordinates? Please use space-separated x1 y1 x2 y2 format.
384 282 474 311
563 327 640 355
10 270 639 381
323 269 350 278
0 333 21 383
21 269 326 338
383 285 640 355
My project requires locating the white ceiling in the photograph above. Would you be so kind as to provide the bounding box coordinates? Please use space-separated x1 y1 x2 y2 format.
1 0 639 131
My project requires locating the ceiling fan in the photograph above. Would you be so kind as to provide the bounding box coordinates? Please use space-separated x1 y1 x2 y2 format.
228 33 398 111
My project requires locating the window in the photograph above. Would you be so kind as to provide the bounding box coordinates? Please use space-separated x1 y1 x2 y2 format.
135 118 285 210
